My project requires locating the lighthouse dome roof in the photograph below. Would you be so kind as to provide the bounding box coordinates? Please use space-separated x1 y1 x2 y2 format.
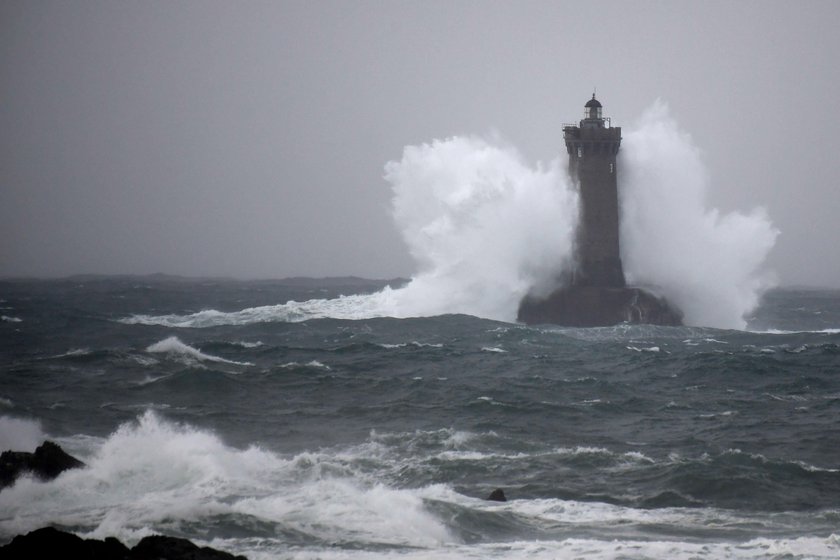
584 95 602 108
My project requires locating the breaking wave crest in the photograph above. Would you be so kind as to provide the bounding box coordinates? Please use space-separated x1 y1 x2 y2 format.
124 294 393 326
0 411 453 549
146 336 253 366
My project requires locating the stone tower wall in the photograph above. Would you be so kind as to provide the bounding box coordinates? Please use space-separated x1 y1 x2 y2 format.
564 125 626 287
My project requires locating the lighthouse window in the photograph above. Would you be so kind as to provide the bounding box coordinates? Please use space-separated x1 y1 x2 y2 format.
610 163 614 173
577 146 583 158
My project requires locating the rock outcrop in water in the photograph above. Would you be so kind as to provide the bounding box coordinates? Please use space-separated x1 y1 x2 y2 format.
518 285 682 327
486 488 508 501
0 441 84 489
0 527 248 560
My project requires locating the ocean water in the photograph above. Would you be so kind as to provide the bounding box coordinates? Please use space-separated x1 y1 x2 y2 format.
1 276 839 559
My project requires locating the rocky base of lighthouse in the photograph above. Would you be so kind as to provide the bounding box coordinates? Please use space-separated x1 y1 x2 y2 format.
517 286 682 327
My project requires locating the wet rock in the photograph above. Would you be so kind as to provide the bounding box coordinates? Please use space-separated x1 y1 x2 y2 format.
0 526 130 559
518 286 683 327
486 488 507 501
130 534 248 560
0 441 85 489
0 527 248 560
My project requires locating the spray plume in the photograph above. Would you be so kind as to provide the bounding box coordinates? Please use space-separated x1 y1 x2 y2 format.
619 101 778 328
384 135 577 321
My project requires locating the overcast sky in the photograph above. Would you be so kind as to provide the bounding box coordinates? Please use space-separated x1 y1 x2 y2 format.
2 1 839 286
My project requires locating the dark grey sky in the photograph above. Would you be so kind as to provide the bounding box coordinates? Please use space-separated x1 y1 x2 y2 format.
2 1 839 286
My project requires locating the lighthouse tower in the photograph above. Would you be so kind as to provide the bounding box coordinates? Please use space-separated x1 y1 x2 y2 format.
516 93 682 327
564 94 626 287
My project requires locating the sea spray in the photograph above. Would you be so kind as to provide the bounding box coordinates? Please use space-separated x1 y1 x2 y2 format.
0 416 46 451
384 135 577 321
620 101 778 329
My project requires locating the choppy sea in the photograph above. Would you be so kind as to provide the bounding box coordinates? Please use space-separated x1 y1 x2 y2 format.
1 276 839 559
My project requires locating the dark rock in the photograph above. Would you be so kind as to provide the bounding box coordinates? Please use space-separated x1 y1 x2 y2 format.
486 488 507 502
100 537 133 558
0 527 248 560
31 441 85 478
130 534 247 560
0 441 85 489
0 526 130 559
517 286 682 327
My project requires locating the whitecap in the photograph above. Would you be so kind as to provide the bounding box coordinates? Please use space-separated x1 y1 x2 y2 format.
146 336 253 366
279 360 330 370
120 292 397 327
378 341 443 349
51 348 91 358
626 345 660 352
131 355 159 367
751 328 840 335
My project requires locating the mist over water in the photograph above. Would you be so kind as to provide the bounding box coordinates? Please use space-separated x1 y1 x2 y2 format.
123 103 777 329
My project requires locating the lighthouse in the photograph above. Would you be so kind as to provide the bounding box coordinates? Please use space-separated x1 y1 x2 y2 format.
517 94 682 327
565 94 626 287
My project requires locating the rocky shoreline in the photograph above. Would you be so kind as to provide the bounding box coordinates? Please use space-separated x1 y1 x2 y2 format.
0 441 84 489
1 442 248 559
0 527 247 560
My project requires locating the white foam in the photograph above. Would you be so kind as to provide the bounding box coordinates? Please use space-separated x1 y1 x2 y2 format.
279 360 330 370
481 346 507 353
145 336 253 366
0 412 452 549
233 479 453 549
379 341 445 349
121 294 398 327
51 348 91 358
1 315 22 322
794 461 840 473
627 345 660 352
752 328 840 335
131 355 159 367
